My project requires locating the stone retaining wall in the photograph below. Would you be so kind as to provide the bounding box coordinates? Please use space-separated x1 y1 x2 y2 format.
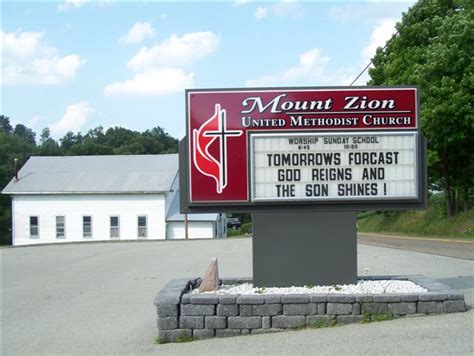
154 275 466 342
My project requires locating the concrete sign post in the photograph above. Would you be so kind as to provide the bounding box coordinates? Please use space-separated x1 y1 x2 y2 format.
252 211 357 287
180 86 426 286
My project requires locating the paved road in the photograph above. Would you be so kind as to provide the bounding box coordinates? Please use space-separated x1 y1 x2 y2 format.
1 239 473 355
358 233 474 260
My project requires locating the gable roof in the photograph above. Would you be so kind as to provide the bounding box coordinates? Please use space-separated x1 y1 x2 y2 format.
2 154 179 195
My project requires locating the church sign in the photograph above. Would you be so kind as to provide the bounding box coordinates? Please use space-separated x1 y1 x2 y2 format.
181 87 426 212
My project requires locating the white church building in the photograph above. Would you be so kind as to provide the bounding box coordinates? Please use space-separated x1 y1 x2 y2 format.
2 154 227 246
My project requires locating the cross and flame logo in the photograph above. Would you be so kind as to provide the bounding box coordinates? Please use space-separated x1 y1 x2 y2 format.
192 104 243 194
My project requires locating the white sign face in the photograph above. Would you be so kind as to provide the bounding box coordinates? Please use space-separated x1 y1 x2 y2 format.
251 132 418 202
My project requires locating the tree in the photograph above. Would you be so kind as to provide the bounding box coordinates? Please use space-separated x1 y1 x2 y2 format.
39 128 61 156
0 117 37 243
144 126 179 153
0 115 13 134
40 127 51 144
369 0 473 216
60 131 84 153
13 124 36 145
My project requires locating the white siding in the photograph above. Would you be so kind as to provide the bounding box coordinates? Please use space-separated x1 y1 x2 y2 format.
167 222 215 240
165 190 177 217
12 194 166 246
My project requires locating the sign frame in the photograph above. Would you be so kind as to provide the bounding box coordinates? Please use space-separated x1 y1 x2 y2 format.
180 86 426 213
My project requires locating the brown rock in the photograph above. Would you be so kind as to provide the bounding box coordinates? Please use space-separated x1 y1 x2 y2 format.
198 257 219 293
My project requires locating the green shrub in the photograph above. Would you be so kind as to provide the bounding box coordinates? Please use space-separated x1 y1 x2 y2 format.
241 222 252 234
227 228 243 237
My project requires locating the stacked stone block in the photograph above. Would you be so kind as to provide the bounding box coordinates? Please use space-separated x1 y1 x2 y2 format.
155 275 467 342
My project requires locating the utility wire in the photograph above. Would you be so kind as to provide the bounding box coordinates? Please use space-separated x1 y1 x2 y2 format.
349 0 427 86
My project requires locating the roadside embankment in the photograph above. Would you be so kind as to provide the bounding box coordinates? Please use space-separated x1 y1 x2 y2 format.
358 194 473 239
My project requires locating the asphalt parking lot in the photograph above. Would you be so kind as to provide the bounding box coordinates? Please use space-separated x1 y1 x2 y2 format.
1 238 473 355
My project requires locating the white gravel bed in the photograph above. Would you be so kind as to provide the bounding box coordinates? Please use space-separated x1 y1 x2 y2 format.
195 280 428 295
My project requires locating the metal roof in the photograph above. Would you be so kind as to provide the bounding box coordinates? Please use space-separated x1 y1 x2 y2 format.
166 193 219 222
2 154 179 195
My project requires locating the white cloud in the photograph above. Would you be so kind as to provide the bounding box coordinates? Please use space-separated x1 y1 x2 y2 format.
246 48 331 87
327 1 405 85
328 5 356 22
349 18 397 85
57 0 112 12
97 0 113 8
0 31 43 58
273 0 303 18
120 22 155 45
104 68 194 96
362 18 397 63
105 31 218 97
28 115 42 128
233 0 248 7
128 31 219 71
254 7 268 20
1 30 84 85
329 2 412 23
326 19 397 86
57 0 89 12
254 1 302 20
50 102 95 137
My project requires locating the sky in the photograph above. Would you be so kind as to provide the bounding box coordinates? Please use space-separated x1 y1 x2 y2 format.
2 0 416 140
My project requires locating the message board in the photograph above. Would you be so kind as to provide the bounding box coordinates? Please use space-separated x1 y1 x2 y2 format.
251 132 417 202
181 86 426 212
